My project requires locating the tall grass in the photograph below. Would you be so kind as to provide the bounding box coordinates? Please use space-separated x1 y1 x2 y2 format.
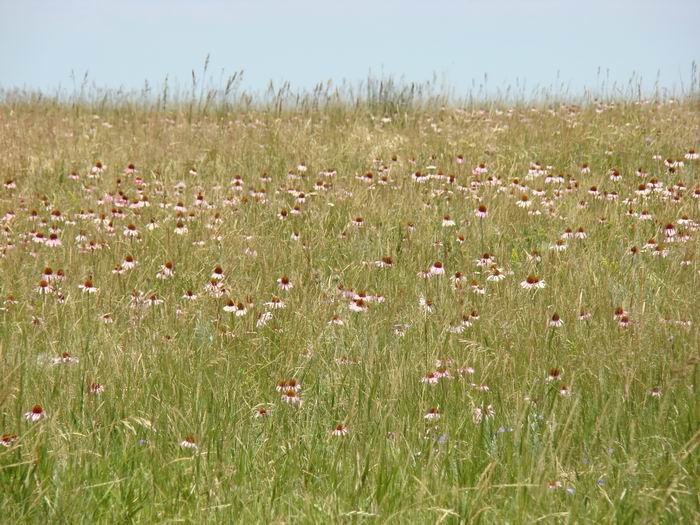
0 83 698 523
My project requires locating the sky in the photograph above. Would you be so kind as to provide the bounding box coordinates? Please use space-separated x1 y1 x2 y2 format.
0 0 698 99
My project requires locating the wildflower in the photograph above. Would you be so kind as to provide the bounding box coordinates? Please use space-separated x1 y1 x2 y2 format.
182 290 198 301
52 352 79 365
45 233 62 247
281 389 302 406
1 434 18 447
89 383 105 394
475 204 488 218
122 255 137 270
578 310 592 321
265 296 286 309
256 311 273 327
174 221 188 235
277 276 293 291
550 239 567 252
547 368 561 382
650 387 662 398
78 279 98 294
156 261 175 279
36 279 53 294
442 215 455 227
209 266 225 281
349 298 368 313
224 300 247 316
424 408 441 421
328 315 345 326
145 293 163 307
521 275 545 290
549 313 564 327
421 372 439 385
332 424 349 437
430 261 445 276
180 436 198 450
559 385 570 397
24 405 45 422
419 296 434 314
123 223 139 237
375 256 393 268
516 194 531 207
254 406 271 418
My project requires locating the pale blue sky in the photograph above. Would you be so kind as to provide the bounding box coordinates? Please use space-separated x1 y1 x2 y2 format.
0 0 698 98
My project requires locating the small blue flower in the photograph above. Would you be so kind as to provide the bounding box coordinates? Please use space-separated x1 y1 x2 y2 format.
566 487 576 495
596 478 605 486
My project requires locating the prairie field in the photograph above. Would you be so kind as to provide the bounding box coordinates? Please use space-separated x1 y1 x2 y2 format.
0 91 699 523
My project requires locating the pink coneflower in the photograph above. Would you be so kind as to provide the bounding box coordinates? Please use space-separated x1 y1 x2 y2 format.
122 254 137 269
277 276 293 291
516 194 531 208
349 298 368 313
549 313 564 327
0 434 18 447
254 406 271 418
281 389 302 406
487 266 507 282
521 275 545 290
78 279 98 294
618 316 631 328
123 223 139 237
442 215 455 227
332 424 349 437
685 149 698 160
650 387 662 398
470 280 486 295
265 296 286 309
421 372 440 385
430 261 445 276
419 296 434 314
471 201 491 218
578 310 592 321
156 261 174 279
580 163 590 174
145 293 163 307
174 221 188 235
473 163 488 175
89 383 105 395
36 279 53 294
351 216 365 227
375 256 394 268
559 385 570 397
575 227 587 239
182 290 198 301
52 352 79 365
328 315 345 326
44 233 61 247
256 311 273 327
455 154 465 165
24 405 45 422
424 407 441 421
211 266 225 280
550 239 568 252
224 300 247 316
609 168 622 181
547 368 561 382
180 435 198 450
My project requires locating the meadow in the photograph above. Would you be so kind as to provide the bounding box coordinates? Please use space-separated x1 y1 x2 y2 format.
0 85 699 523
